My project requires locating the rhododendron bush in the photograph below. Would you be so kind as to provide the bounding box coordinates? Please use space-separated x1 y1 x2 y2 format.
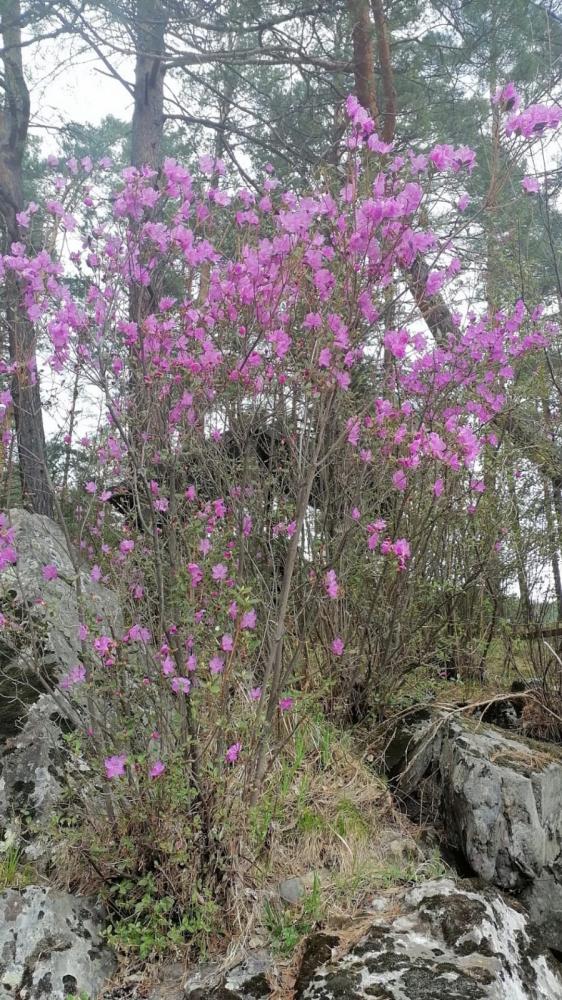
0 90 558 946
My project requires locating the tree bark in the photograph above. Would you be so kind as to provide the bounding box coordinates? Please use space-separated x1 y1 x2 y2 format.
347 0 379 123
128 0 168 460
371 0 396 142
543 479 562 619
131 0 167 170
0 0 52 516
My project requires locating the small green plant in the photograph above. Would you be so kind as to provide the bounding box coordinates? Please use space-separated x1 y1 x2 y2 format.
374 848 448 889
410 848 448 883
249 793 279 851
264 876 323 955
334 798 369 838
65 992 90 1000
105 874 218 959
0 844 34 890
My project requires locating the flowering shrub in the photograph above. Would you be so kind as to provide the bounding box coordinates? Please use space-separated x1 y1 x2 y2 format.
0 87 559 953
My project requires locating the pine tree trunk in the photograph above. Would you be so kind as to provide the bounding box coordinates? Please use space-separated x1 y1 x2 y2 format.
131 0 167 170
347 0 380 122
0 1 52 516
543 479 562 620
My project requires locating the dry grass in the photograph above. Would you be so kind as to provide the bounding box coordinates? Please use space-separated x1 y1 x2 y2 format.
50 714 429 969
223 719 422 926
521 693 562 743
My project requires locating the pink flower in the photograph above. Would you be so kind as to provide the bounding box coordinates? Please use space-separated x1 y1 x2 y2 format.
85 481 97 494
347 418 360 446
325 569 339 599
384 329 409 359
126 623 151 643
392 469 407 491
433 479 444 498
42 563 58 581
209 655 225 674
212 563 228 581
171 676 191 694
149 760 166 778
60 664 86 689
221 633 234 652
241 609 256 629
492 81 520 112
521 176 540 194
104 754 127 779
331 637 345 656
225 742 241 763
426 270 446 296
188 562 203 586
279 696 294 712
119 539 135 555
249 687 262 701
94 634 113 656
90 564 102 582
199 153 215 174
392 538 411 571
457 193 471 212
506 103 562 138
214 498 227 518
161 655 175 676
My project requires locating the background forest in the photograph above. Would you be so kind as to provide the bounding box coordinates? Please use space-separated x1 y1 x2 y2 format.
2 0 562 969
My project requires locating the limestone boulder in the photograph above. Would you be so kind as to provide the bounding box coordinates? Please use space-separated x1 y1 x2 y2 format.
0 509 121 739
393 713 562 949
294 878 562 1000
0 886 115 1000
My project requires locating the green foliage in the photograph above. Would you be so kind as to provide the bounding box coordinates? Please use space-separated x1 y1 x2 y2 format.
58 116 129 170
0 844 34 890
105 873 218 960
264 876 323 955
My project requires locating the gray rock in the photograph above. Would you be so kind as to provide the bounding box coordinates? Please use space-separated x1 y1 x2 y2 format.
394 714 562 948
184 950 272 999
0 509 121 739
277 872 324 906
521 869 562 955
0 693 90 865
294 878 562 999
278 875 309 905
0 886 116 999
438 720 562 888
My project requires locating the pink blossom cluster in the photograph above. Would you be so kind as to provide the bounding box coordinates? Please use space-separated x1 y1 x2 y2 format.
1 90 560 783
0 515 17 571
506 103 562 138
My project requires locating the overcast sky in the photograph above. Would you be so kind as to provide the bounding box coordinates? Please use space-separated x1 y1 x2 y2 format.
28 35 133 152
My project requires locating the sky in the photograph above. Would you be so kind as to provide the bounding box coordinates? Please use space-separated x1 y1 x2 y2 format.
28 35 133 151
